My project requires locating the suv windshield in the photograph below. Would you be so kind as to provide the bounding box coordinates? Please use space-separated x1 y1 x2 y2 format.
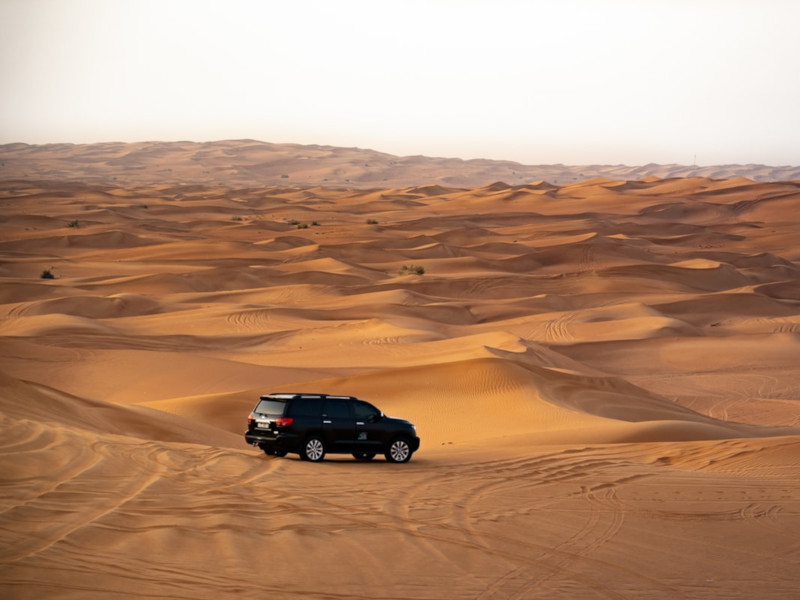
255 399 286 416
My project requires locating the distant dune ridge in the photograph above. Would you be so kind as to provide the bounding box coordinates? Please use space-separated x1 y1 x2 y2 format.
1 141 800 598
2 139 799 188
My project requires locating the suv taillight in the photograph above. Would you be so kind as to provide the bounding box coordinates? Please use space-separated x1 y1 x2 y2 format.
275 417 293 428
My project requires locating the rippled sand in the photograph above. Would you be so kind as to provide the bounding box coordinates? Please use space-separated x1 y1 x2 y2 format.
2 168 799 598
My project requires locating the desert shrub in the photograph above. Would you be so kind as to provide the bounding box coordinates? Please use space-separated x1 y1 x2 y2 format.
366 218 379 225
296 223 309 229
399 264 425 276
311 221 320 226
40 269 55 279
67 219 79 228
231 215 243 222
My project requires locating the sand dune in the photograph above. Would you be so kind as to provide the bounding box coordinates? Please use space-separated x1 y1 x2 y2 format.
2 148 800 598
3 140 800 188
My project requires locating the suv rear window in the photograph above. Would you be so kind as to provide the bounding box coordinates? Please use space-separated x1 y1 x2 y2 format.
255 399 286 416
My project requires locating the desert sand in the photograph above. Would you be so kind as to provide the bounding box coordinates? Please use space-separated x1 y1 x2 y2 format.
3 140 800 189
1 143 800 599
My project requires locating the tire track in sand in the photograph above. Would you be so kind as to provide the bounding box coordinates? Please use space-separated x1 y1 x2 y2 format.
369 449 659 599
458 451 685 600
469 456 629 600
0 435 283 564
544 311 576 343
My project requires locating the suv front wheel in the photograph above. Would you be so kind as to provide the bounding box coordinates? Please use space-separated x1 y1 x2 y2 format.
385 437 412 463
301 436 326 462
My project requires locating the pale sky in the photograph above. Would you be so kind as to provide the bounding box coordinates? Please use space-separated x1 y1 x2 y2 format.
2 0 799 166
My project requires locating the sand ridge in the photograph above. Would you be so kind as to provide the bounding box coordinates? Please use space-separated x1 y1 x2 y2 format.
2 156 800 598
3 140 800 188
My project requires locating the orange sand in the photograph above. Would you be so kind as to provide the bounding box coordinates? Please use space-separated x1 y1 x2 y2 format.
1 143 800 599
2 140 800 188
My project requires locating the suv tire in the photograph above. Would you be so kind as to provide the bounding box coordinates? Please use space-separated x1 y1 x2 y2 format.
385 437 412 463
300 436 326 462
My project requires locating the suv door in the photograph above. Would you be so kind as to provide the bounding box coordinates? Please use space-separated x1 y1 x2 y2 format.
353 400 385 453
322 399 357 450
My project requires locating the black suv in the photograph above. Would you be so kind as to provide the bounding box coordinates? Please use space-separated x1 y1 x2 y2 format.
245 393 420 462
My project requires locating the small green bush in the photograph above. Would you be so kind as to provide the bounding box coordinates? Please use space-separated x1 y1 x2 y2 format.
366 218 379 225
67 219 79 228
41 269 55 279
399 264 425 276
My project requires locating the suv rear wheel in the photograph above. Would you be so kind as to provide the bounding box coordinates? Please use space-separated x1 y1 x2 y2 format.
385 437 412 463
301 436 326 462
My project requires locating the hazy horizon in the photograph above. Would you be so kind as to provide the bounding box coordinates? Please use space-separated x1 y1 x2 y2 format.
2 0 799 167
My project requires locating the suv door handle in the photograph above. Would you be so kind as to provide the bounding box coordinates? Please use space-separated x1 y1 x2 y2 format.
323 420 332 424
356 422 365 425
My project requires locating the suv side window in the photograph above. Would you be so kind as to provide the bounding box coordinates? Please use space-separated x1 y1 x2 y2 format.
324 400 351 419
353 401 380 422
289 397 324 417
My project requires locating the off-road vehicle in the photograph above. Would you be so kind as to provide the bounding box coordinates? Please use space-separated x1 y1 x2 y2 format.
245 393 420 462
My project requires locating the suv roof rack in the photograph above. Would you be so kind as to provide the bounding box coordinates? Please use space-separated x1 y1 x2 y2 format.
260 393 358 401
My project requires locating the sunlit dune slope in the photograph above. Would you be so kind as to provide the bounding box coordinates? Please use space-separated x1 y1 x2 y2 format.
0 373 241 449
274 357 785 446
